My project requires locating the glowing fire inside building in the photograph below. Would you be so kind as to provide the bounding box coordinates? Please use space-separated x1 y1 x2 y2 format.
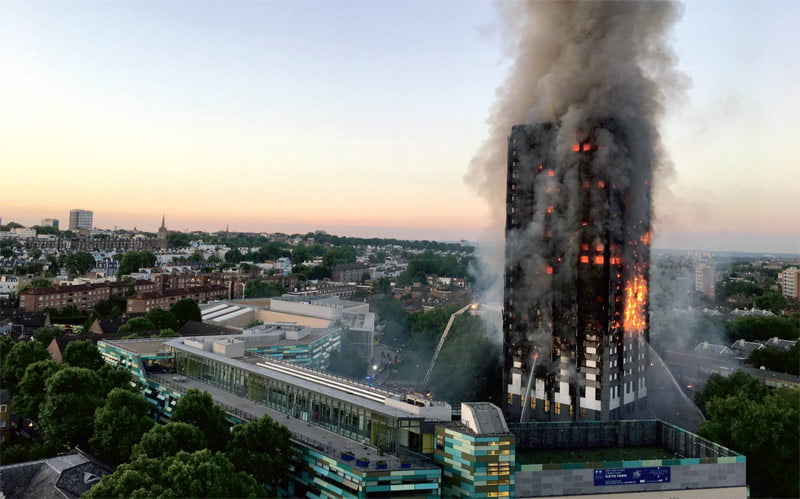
503 121 651 422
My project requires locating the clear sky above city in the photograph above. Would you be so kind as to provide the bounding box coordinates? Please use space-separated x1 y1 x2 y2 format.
1 0 798 253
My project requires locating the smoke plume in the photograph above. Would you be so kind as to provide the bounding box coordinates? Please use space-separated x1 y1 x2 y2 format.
468 1 687 344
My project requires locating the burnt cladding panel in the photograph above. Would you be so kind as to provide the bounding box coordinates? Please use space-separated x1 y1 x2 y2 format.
503 123 557 420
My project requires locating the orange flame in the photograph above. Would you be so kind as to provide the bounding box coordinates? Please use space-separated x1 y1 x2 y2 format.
623 274 648 334
641 231 651 246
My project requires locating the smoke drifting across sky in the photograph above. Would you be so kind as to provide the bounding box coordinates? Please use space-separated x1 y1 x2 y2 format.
468 1 687 311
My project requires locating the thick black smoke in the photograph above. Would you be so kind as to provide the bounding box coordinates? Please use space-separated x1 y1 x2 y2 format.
468 1 687 348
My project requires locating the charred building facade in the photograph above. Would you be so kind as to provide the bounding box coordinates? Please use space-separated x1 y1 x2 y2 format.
503 122 651 422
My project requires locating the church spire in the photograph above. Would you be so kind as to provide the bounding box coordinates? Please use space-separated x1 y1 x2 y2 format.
160 213 166 230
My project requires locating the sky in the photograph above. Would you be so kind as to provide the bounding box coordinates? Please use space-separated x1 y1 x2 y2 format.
1 0 798 253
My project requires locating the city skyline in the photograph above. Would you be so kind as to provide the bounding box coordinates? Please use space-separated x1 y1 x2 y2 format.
2 1 798 253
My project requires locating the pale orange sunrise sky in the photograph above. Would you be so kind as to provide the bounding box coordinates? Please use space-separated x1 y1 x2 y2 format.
1 1 798 252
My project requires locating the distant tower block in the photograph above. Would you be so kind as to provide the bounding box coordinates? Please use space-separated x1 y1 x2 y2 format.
68 209 93 231
503 122 651 422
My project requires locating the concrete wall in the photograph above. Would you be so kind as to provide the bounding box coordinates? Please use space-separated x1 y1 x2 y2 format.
270 299 342 320
515 460 746 498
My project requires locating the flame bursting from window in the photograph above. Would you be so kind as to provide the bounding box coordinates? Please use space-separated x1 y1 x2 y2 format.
623 274 647 333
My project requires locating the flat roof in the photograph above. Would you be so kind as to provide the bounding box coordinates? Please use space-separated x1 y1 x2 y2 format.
161 337 438 420
148 373 432 471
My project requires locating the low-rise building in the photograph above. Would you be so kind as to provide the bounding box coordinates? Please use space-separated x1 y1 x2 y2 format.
19 280 156 312
126 285 227 313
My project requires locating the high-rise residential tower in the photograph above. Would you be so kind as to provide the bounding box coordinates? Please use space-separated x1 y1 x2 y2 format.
503 122 650 422
68 209 93 231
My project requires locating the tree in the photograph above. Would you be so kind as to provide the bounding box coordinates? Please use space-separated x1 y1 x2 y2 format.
90 388 154 465
118 251 157 275
157 328 179 337
0 340 50 391
39 367 104 448
243 319 264 329
64 252 95 278
32 326 64 346
97 363 134 395
225 248 244 263
26 277 52 290
118 316 156 334
323 246 357 267
698 385 799 498
725 316 799 342
243 280 286 299
695 370 768 414
169 298 203 327
291 245 310 265
226 415 292 489
307 265 331 280
145 307 179 331
83 450 264 499
749 343 800 375
753 291 788 313
62 340 104 370
131 422 207 460
13 360 60 420
171 389 230 451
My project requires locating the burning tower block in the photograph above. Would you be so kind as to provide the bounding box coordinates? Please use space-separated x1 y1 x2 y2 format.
503 121 651 422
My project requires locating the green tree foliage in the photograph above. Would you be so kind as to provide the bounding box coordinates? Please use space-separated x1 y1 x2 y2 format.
291 245 310 265
243 280 286 299
83 449 264 499
170 298 202 326
225 248 245 263
408 305 460 352
90 388 154 465
93 294 127 318
157 328 179 337
97 363 134 395
427 315 502 404
252 242 291 262
397 251 471 285
118 316 156 334
39 367 104 448
166 232 192 248
145 307 179 331
27 277 52 289
323 246 357 267
695 370 768 414
171 389 230 451
62 340 104 370
32 326 64 346
697 375 799 498
243 319 264 329
0 239 21 258
307 265 332 280
752 291 788 313
718 279 763 300
0 340 50 391
226 415 293 489
749 343 800 375
25 261 44 275
12 360 60 420
33 225 60 236
63 252 95 278
117 251 157 275
132 422 208 460
725 316 799 342
374 277 392 295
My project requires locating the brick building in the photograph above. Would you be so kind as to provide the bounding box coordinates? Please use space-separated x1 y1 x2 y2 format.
19 280 156 312
126 285 227 313
332 263 369 283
